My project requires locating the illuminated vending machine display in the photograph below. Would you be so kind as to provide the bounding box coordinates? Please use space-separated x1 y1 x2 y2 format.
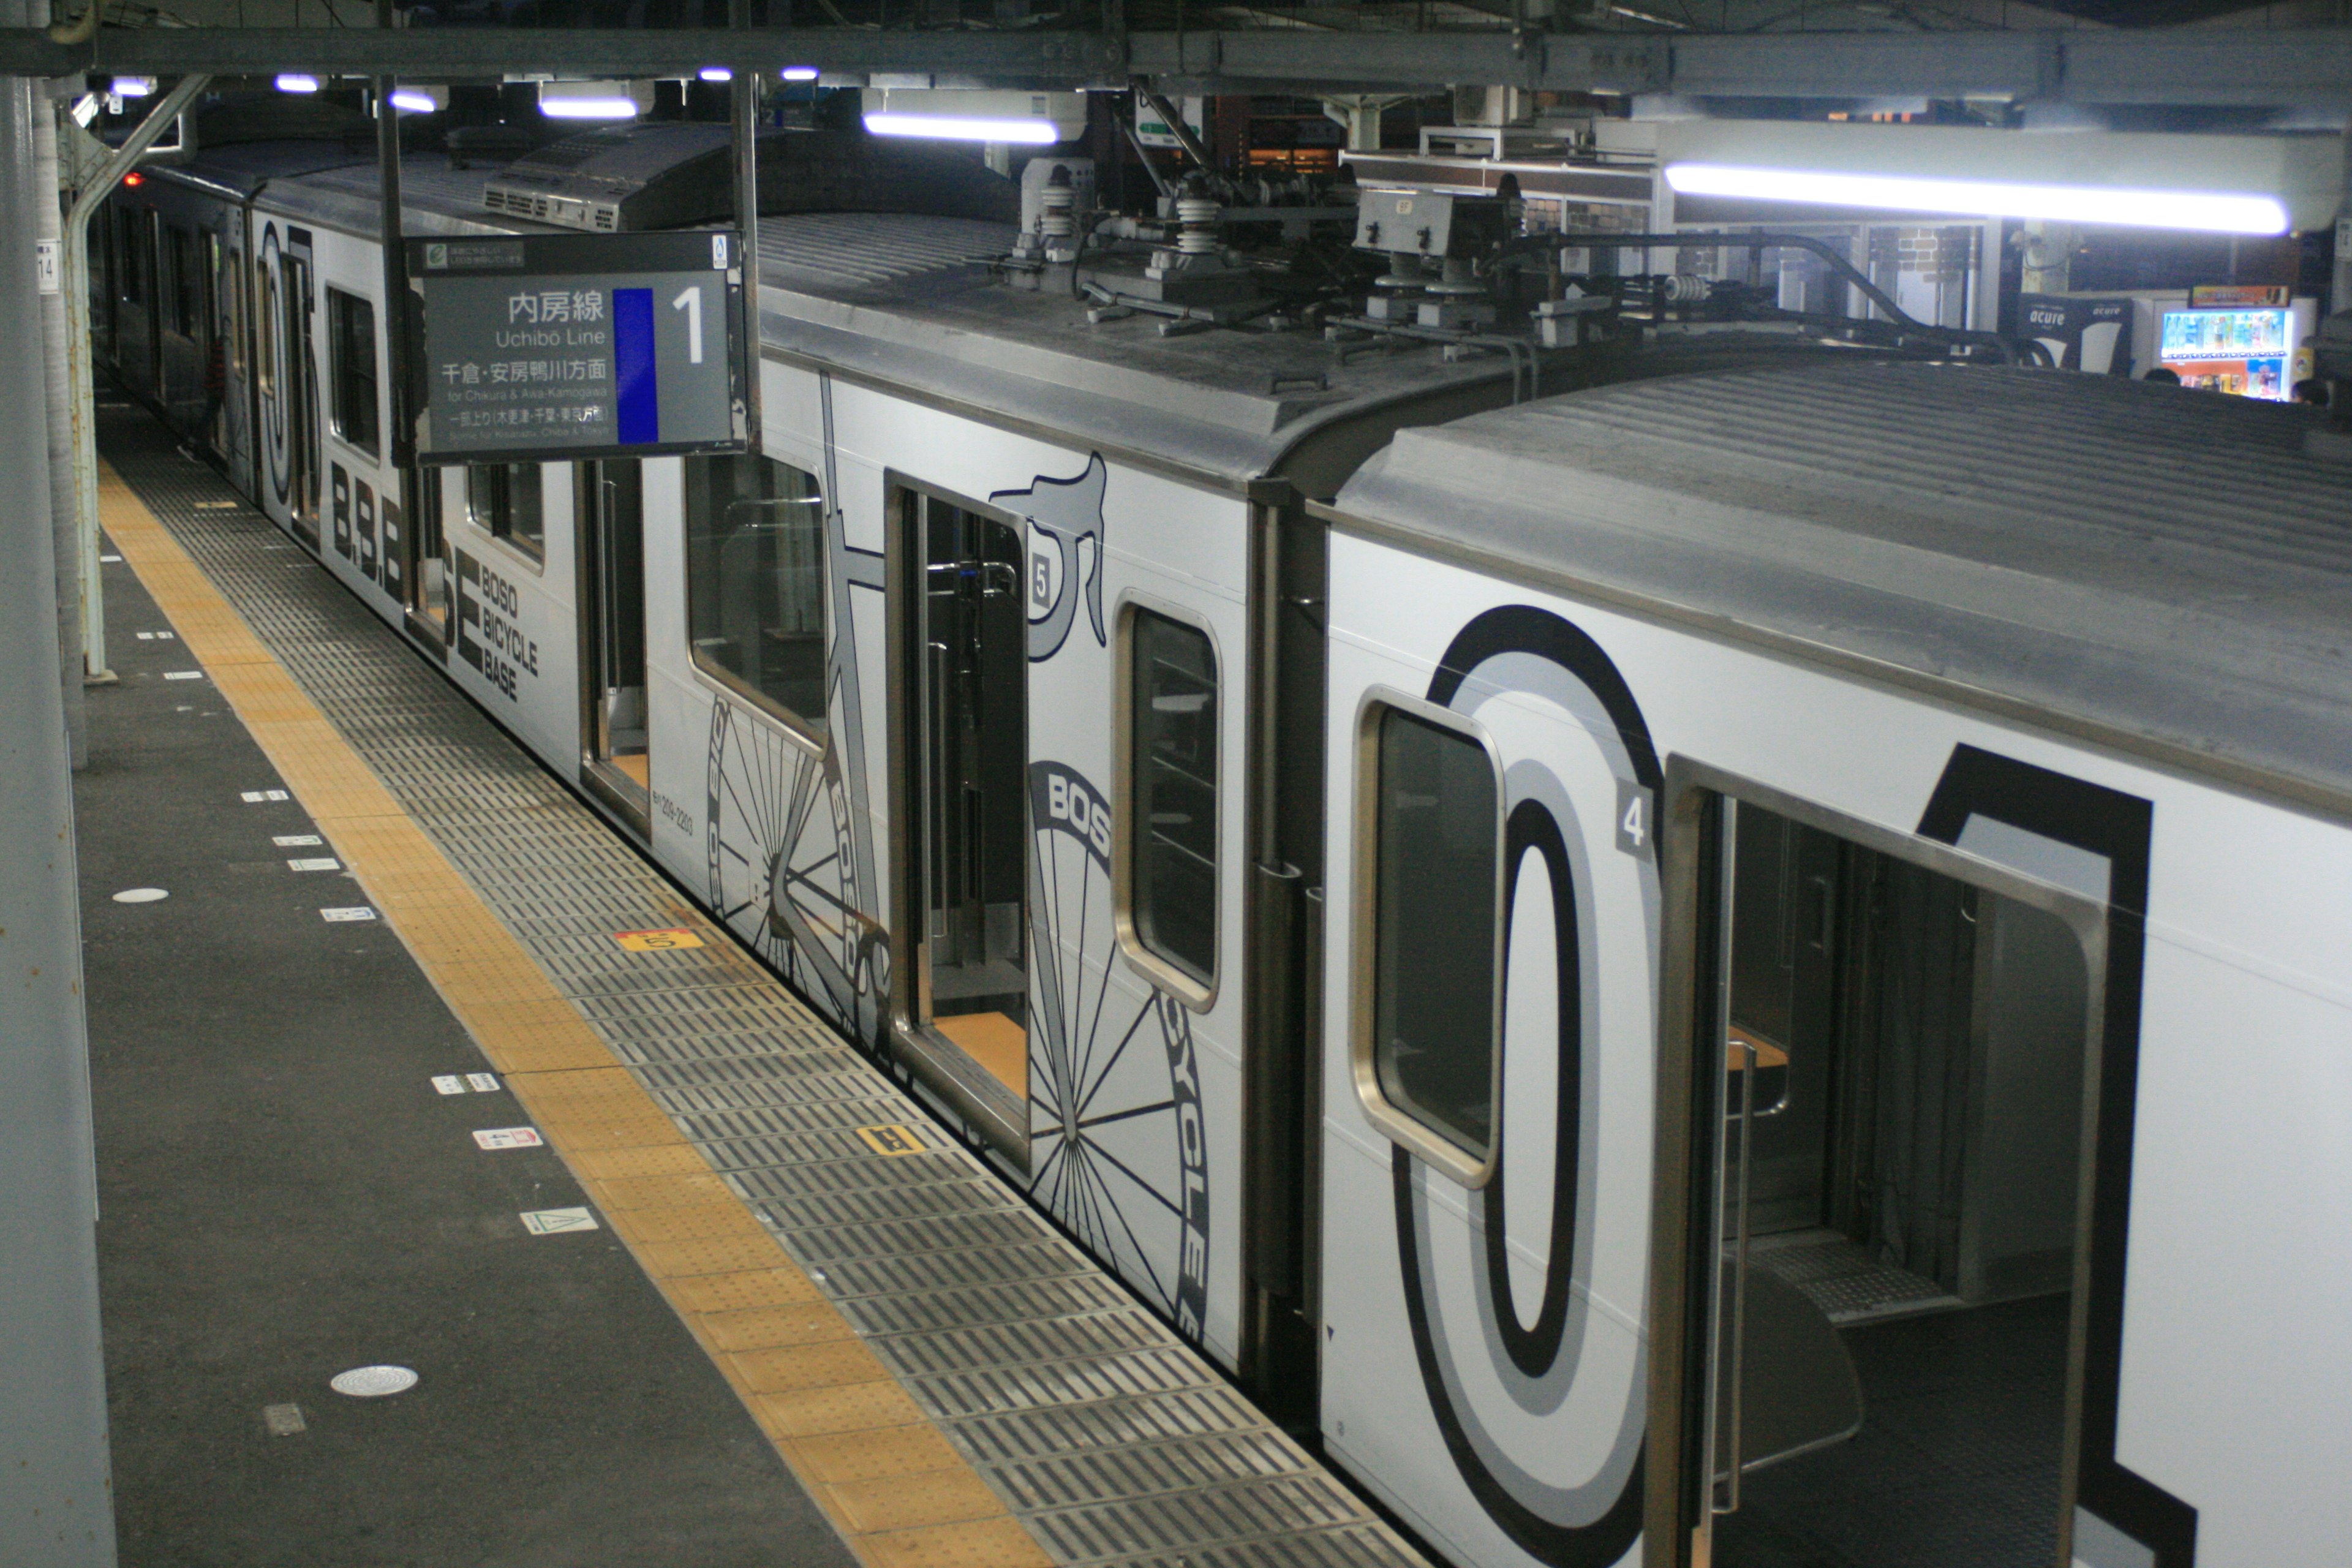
2155 290 2318 401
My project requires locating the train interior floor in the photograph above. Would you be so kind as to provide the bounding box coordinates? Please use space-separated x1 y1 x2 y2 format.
78 502 857 1567
80 398 1419 1568
1713 1294 2071 1568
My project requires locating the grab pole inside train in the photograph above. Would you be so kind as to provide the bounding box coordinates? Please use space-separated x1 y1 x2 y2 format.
62 70 208 687
0 7 115 1561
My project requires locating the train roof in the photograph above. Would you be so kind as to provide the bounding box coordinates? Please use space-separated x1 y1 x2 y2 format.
753 211 1515 493
1325 361 2352 816
270 155 570 237
143 120 1515 490
151 140 373 201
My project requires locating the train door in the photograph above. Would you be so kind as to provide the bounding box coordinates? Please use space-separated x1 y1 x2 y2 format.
200 229 225 453
111 205 153 394
91 206 114 363
405 467 453 647
143 209 164 395
577 458 649 832
1654 773 2104 1568
257 223 320 548
894 483 1030 1134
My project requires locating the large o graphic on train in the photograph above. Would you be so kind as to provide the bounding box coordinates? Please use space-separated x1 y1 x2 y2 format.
258 224 290 505
1393 606 1659 1567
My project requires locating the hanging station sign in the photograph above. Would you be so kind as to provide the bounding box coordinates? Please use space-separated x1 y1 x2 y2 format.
404 231 748 464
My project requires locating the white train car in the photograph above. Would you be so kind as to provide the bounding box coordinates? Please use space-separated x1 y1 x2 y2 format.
100 118 1528 1390
1311 361 2350 1568
98 103 2352 1568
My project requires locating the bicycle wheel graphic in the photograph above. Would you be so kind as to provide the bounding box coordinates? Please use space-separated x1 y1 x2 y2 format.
1026 760 1210 1341
706 699 878 1040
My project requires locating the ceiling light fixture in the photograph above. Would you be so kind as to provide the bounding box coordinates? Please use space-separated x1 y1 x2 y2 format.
276 73 322 94
388 86 447 114
537 80 652 121
860 88 1083 145
779 66 820 81
863 111 1059 144
698 66 733 82
1663 161 2290 236
110 76 156 97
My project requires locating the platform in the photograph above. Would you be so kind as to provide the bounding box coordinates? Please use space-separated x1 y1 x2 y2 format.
86 402 1425 1568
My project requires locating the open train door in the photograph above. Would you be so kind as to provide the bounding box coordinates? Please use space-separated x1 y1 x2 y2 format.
889 478 1032 1148
1649 761 2122 1568
576 458 650 836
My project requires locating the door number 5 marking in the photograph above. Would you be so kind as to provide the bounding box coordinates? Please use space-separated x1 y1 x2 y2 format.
672 285 704 364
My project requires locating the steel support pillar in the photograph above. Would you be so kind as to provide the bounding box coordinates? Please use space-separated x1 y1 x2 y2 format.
62 70 206 684
34 47 83 767
0 6 116 1563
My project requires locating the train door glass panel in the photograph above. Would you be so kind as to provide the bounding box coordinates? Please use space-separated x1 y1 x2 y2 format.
684 453 827 739
467 462 543 560
325 287 379 458
144 211 163 391
1115 605 1218 1001
907 487 1028 1102
1680 788 2098 1568
91 206 113 359
409 469 451 635
1350 698 1501 1182
281 242 320 546
170 227 200 338
115 206 141 316
200 231 224 449
578 459 649 820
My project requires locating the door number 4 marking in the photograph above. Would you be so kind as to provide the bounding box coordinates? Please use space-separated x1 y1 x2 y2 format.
1616 780 1654 859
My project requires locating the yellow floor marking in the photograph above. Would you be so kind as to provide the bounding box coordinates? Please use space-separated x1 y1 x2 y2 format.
100 464 1050 1567
856 1123 931 1157
613 927 704 951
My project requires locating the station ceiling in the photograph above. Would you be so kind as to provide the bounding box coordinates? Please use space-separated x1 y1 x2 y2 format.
7 0 2348 107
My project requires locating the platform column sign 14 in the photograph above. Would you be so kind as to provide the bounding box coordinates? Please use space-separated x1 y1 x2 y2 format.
404 232 748 464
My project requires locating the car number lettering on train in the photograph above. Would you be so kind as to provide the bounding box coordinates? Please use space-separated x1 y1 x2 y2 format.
454 550 540 700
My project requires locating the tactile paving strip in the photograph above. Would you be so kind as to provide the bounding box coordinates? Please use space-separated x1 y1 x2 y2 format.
100 410 1423 1568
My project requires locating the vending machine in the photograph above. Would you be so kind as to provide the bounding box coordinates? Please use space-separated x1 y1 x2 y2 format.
2154 287 2320 401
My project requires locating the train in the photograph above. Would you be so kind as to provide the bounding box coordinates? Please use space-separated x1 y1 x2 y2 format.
96 92 2352 1568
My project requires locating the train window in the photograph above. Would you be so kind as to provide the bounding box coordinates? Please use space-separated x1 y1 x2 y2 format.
326 288 379 457
683 453 827 740
1354 698 1502 1180
1116 605 1218 1001
467 464 543 560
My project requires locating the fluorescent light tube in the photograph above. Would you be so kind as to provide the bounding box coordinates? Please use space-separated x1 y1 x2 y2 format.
388 87 445 114
864 112 1059 145
1664 162 2289 236
537 80 650 121
779 66 820 81
111 76 156 97
698 67 733 82
276 74 321 94
542 96 641 119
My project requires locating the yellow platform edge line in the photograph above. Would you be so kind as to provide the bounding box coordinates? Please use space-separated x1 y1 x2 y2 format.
97 465 1052 1568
